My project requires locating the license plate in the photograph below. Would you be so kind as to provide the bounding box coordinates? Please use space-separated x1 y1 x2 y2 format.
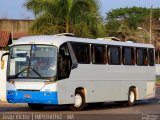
24 94 32 98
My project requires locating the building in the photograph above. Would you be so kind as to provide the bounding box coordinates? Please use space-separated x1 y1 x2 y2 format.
0 19 33 49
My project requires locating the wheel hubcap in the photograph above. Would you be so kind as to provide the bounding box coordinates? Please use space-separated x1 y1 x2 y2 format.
130 91 135 103
74 94 82 107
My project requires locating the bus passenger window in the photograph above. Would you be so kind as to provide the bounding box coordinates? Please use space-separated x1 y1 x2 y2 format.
108 46 121 65
71 42 90 64
92 45 107 64
136 48 148 66
122 47 135 65
148 49 155 66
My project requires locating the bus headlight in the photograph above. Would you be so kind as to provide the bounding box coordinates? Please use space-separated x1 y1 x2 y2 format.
9 80 14 84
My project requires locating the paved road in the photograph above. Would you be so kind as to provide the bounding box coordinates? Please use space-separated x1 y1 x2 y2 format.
0 87 160 120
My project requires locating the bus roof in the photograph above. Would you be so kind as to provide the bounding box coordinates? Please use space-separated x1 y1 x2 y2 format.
12 35 154 48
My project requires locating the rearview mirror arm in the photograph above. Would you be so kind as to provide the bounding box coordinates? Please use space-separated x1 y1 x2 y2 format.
1 52 9 61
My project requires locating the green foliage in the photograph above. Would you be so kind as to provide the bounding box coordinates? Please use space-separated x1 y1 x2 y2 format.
105 7 160 41
24 0 105 38
106 7 149 29
153 8 160 19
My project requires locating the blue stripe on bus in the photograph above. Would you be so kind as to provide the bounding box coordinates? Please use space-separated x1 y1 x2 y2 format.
7 90 58 105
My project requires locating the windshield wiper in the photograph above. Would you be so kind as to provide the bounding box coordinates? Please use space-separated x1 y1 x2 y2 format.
30 67 42 77
14 66 42 78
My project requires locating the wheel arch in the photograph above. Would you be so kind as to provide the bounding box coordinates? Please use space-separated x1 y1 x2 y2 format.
129 86 138 100
69 87 87 111
75 87 87 101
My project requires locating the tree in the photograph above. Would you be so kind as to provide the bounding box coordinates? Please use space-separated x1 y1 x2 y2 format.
105 7 150 41
24 0 105 38
106 7 149 29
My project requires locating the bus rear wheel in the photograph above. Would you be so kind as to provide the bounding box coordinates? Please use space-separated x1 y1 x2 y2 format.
28 103 44 110
127 88 136 106
69 90 85 111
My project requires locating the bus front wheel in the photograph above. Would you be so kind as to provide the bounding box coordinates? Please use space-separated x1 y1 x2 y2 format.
69 90 85 111
127 88 136 106
28 103 44 110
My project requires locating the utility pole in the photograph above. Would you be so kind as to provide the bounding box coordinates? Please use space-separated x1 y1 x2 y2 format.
11 25 14 41
149 5 153 44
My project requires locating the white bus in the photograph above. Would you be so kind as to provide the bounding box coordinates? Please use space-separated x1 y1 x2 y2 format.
1 35 156 111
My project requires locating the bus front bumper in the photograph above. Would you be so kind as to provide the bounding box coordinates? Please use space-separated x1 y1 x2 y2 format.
7 90 58 105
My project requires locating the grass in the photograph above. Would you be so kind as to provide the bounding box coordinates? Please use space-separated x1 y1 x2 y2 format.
156 76 160 86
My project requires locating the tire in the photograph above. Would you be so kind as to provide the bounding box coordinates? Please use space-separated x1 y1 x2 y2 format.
127 88 136 106
28 103 44 110
69 90 86 111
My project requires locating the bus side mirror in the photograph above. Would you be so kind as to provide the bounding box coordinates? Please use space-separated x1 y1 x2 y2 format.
1 52 9 70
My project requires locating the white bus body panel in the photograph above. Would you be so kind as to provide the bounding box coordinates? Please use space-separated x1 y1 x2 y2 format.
156 64 160 76
12 35 154 49
57 64 155 104
14 81 45 90
10 81 57 92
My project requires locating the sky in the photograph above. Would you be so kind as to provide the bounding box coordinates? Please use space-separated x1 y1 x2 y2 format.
0 0 159 19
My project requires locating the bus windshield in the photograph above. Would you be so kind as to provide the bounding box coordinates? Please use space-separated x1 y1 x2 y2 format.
8 45 57 79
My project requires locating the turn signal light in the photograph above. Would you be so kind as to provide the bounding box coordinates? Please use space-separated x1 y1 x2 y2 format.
44 81 53 85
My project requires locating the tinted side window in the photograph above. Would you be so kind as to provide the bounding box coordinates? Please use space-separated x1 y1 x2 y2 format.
108 46 121 65
148 49 155 66
136 48 148 66
71 42 90 64
122 47 135 65
58 43 72 80
92 45 107 64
